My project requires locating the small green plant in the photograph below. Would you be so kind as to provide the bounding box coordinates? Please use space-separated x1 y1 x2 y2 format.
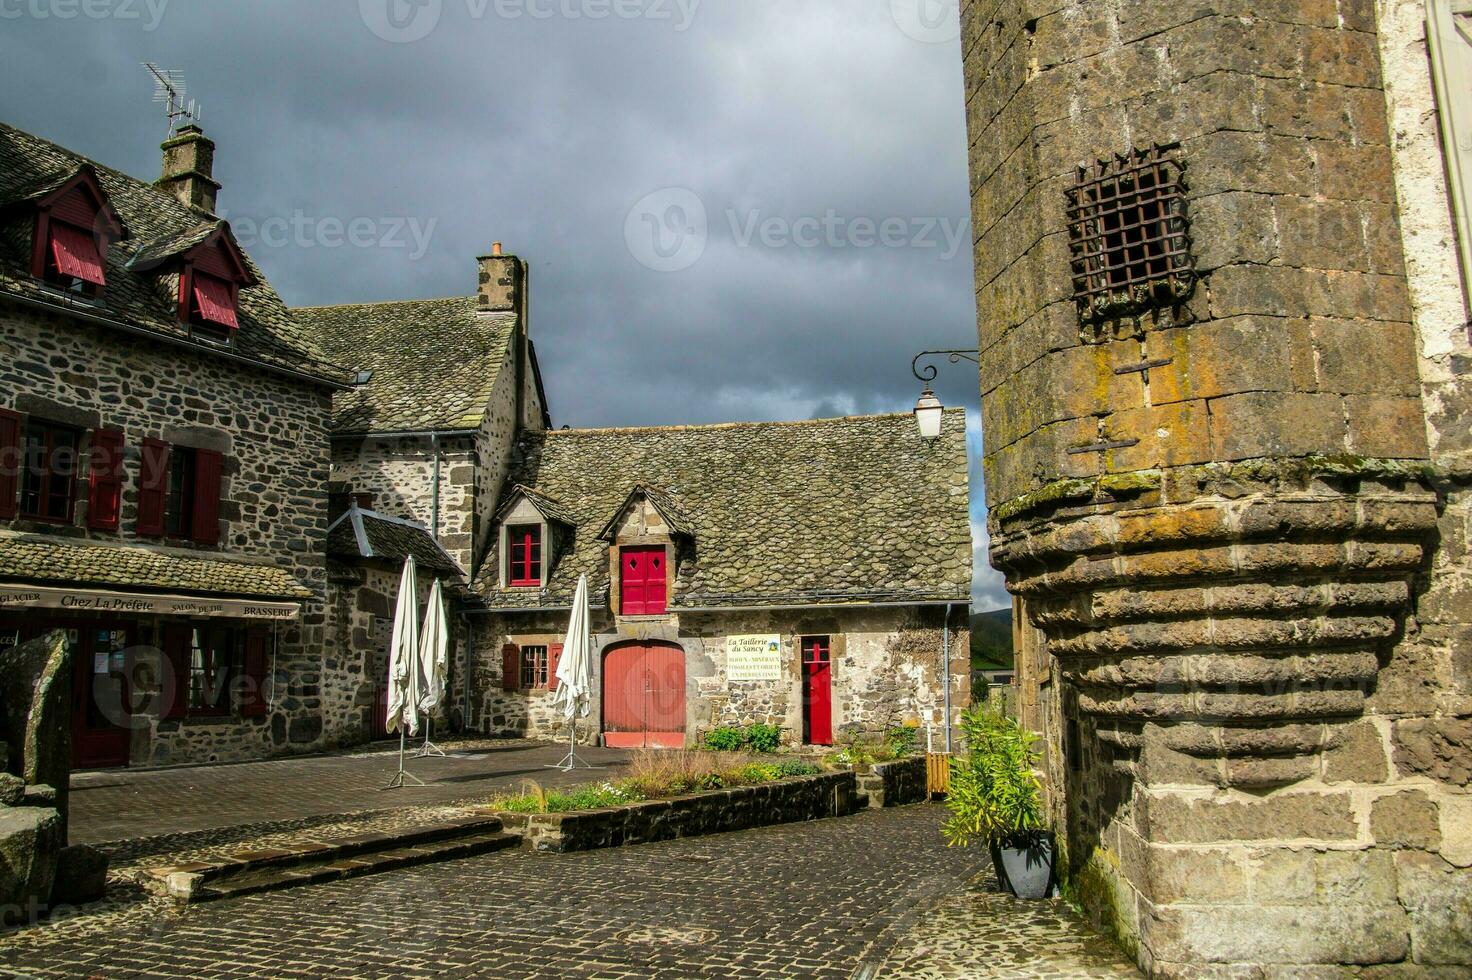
943 703 1046 849
703 727 746 752
744 723 783 753
886 724 920 758
776 759 821 777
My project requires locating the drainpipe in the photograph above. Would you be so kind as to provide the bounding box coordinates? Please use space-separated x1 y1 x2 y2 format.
430 433 441 542
943 603 954 753
461 611 474 733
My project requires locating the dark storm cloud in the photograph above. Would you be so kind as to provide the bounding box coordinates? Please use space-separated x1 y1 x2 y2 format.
0 0 1005 607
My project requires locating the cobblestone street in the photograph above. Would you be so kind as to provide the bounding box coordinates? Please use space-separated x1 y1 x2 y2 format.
0 805 1137 979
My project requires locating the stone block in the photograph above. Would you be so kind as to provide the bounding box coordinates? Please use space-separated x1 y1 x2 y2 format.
1322 721 1388 784
1140 901 1409 965
0 807 62 917
1371 791 1442 851
1207 391 1347 460
1275 197 1371 273
1310 319 1421 396
1395 851 1472 965
1345 395 1431 459
51 844 108 905
1143 845 1248 904
1146 317 1301 406
1139 790 1360 844
1392 717 1472 787
0 632 73 836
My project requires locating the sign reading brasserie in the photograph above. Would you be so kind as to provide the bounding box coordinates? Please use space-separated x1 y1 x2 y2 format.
727 634 783 682
0 584 300 621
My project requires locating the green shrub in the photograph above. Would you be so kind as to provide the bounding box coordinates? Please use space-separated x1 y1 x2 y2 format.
744 723 783 753
776 759 821 777
703 727 746 752
886 724 920 757
942 704 1045 849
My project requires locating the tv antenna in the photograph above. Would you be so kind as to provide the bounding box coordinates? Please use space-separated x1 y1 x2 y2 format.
143 63 201 138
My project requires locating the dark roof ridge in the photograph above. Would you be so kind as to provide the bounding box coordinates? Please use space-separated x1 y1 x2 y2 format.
292 295 483 312
541 409 964 438
0 121 191 216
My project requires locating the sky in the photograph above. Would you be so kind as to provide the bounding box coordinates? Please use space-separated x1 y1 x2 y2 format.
0 0 1008 611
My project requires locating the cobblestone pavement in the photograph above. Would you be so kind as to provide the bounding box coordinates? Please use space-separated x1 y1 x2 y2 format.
0 805 1136 979
70 738 631 844
873 874 1140 979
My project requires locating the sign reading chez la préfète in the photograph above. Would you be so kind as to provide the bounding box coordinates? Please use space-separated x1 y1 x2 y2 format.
726 634 783 682
0 584 300 621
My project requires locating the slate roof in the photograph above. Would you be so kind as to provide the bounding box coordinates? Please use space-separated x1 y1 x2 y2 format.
597 485 695 541
496 485 579 529
476 410 972 610
294 297 516 435
326 506 463 576
0 122 352 387
0 533 314 599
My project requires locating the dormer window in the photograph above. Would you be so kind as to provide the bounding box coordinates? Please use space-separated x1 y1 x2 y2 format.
27 167 124 300
508 524 543 587
183 268 240 336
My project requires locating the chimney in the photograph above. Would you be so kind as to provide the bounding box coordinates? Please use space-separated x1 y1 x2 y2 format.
157 124 222 213
477 247 526 313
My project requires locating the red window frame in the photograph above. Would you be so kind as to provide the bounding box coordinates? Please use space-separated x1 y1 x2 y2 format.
620 545 668 617
86 428 125 531
802 636 830 664
508 524 542 587
519 645 549 689
18 420 80 525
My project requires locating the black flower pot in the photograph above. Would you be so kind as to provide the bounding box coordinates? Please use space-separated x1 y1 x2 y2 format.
990 832 1056 899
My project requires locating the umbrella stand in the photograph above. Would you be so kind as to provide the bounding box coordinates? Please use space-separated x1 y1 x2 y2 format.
382 730 427 790
546 718 602 773
415 717 447 759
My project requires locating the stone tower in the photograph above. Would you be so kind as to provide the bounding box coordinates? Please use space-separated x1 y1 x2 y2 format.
962 0 1471 974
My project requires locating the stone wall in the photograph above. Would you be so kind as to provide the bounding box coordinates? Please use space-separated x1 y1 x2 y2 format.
463 606 970 747
496 771 860 853
0 300 334 768
857 756 928 809
962 0 1470 974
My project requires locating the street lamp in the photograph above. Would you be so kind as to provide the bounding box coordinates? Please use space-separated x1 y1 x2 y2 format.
911 349 980 440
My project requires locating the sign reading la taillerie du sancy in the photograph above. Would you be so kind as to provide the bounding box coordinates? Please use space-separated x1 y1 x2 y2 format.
726 634 783 682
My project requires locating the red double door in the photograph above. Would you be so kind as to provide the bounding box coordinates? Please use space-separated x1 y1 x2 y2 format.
602 641 685 748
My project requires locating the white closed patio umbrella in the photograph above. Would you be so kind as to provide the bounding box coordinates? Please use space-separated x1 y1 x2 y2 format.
383 556 425 789
415 577 450 758
548 575 600 772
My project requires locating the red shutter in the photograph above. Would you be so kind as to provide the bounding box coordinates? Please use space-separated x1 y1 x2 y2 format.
191 448 222 545
0 409 20 521
86 429 125 530
137 439 169 537
162 624 192 720
192 273 239 329
647 549 668 616
548 644 564 692
242 629 270 718
49 223 106 286
621 547 667 616
502 643 521 692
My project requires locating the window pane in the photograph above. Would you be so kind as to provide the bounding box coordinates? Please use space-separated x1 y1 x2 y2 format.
520 645 548 687
166 448 196 538
19 423 78 521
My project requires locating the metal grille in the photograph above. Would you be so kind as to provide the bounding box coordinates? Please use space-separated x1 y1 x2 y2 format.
1066 145 1194 326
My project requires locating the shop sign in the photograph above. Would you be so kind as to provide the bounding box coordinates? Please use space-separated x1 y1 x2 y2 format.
0 584 300 621
727 634 783 682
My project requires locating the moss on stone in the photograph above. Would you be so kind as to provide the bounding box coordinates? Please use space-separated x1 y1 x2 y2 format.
1072 845 1139 961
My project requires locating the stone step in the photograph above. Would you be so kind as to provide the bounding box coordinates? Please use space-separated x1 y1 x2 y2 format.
194 831 521 903
144 812 512 903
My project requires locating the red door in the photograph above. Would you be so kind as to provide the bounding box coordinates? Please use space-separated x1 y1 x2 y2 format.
70 623 133 769
602 642 685 748
802 637 832 746
620 546 667 616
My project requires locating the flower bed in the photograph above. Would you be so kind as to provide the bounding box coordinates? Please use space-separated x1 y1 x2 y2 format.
496 771 861 854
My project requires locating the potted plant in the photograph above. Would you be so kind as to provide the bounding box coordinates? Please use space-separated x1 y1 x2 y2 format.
941 703 1055 899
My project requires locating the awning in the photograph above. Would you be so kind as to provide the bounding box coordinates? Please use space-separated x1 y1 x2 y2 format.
193 273 239 329
0 583 300 621
50 222 107 286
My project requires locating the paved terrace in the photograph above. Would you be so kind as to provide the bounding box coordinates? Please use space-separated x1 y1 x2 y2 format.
0 804 1138 979
69 738 632 844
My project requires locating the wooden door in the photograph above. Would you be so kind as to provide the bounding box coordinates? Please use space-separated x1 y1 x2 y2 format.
70 622 132 769
602 641 686 748
802 636 833 746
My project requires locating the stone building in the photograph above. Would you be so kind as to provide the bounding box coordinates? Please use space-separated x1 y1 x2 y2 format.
465 414 973 748
0 121 353 769
961 0 1470 974
302 262 973 750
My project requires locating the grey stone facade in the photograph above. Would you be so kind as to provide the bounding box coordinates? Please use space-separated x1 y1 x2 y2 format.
962 0 1471 974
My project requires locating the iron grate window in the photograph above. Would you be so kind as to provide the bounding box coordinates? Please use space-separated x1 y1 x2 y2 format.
1066 145 1194 327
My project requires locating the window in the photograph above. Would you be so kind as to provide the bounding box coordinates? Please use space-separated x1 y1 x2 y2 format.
802 636 830 664
520 645 549 689
163 625 270 718
508 524 542 587
1066 145 1193 329
182 269 239 338
138 440 222 545
620 545 667 616
28 171 121 299
40 222 106 297
19 420 80 523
